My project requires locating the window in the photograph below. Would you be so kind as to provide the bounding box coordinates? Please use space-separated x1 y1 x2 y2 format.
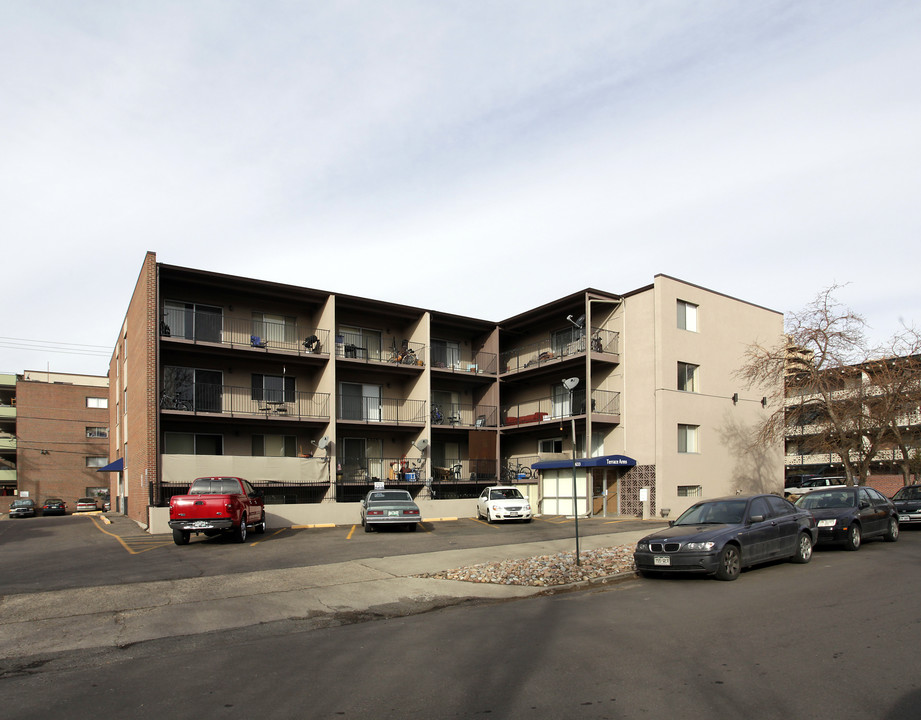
85 456 108 468
678 424 699 453
539 437 563 454
252 434 297 457
164 432 223 455
163 301 222 342
339 382 381 421
251 374 294 404
431 339 461 368
766 495 794 516
677 485 702 497
677 300 698 332
678 362 699 392
338 325 382 360
86 397 108 409
252 312 297 347
86 427 109 438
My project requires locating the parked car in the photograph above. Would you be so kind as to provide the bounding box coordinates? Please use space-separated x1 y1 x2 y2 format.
795 487 899 550
169 476 266 545
633 494 817 581
783 476 846 498
360 489 421 532
476 486 533 523
891 484 921 525
103 497 111 512
41 498 67 516
75 497 99 512
8 498 37 518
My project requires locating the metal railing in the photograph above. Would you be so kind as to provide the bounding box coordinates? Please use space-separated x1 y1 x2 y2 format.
153 479 330 507
160 308 329 356
431 459 498 483
430 403 497 428
430 349 498 376
337 456 428 484
159 383 330 420
501 390 620 426
500 327 620 374
336 396 427 424
336 334 426 367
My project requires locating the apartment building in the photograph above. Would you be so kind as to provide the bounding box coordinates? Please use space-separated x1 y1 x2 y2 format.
109 253 784 531
0 374 16 508
3 371 110 512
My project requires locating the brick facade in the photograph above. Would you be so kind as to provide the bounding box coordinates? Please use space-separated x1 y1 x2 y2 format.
15 373 110 510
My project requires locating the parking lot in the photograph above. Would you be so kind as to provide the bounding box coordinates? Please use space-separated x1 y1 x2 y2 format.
0 511 666 595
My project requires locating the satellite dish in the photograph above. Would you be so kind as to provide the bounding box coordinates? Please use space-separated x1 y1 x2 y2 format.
316 436 330 449
566 313 586 329
562 377 580 391
413 438 429 452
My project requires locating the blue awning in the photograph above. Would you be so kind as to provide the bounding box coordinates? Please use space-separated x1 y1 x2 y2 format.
531 454 636 470
96 458 124 472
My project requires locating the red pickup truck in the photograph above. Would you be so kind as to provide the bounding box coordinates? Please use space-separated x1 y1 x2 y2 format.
168 476 266 545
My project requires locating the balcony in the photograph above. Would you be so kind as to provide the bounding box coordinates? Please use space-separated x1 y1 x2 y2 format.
161 308 329 358
501 328 619 375
336 396 427 425
501 389 620 427
337 456 428 484
336 334 426 368
0 434 16 451
159 384 330 420
431 349 498 376
0 404 15 419
430 403 498 429
430 459 498 484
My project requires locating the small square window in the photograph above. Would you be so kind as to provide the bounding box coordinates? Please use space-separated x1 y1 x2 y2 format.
678 485 702 497
86 427 109 438
539 437 563 454
86 397 108 409
677 300 698 332
678 424 699 453
678 362 699 392
85 456 108 468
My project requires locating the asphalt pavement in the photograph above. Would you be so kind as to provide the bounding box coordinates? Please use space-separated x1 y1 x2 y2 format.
0 514 652 661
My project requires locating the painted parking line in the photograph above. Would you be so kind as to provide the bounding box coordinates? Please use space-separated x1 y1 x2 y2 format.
88 516 173 555
250 527 286 546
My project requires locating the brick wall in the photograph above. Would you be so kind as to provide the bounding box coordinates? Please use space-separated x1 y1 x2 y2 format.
867 474 917 498
15 377 110 509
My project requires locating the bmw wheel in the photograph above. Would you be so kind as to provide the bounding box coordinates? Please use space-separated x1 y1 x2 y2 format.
791 532 813 563
714 545 741 581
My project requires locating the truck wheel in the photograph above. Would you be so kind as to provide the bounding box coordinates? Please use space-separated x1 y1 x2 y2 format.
172 529 190 546
255 512 266 534
234 515 248 543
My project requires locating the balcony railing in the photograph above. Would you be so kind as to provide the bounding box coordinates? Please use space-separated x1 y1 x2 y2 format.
159 384 330 420
431 349 498 376
431 459 498 483
336 334 426 367
500 327 620 374
337 456 428 484
500 389 620 426
336 396 427 425
430 403 498 428
161 308 329 357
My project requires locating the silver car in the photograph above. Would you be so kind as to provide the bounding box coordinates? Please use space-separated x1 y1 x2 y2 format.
360 490 422 532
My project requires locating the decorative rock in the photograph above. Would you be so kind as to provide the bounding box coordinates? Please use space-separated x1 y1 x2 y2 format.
416 544 637 586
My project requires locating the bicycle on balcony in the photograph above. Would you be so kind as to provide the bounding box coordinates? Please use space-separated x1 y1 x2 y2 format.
502 460 533 483
431 404 461 426
388 338 418 365
160 391 192 411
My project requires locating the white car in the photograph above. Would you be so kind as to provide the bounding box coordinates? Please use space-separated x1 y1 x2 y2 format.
783 477 846 498
476 486 532 523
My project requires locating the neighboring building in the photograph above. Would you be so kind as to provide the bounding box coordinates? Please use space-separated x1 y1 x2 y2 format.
109 252 784 531
7 371 110 512
0 374 17 508
784 354 921 497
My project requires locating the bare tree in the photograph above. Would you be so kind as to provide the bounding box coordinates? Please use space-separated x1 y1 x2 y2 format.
738 285 871 486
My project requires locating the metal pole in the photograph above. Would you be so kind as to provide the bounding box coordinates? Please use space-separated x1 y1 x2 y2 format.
571 396 581 566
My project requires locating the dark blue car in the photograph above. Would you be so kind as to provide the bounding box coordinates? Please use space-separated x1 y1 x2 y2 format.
634 494 817 581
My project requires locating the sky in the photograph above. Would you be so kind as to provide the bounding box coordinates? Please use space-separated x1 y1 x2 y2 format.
2 0 920 376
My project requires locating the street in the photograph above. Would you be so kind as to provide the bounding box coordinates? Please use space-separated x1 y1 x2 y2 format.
1 515 919 719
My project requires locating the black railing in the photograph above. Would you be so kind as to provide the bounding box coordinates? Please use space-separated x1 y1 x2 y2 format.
152 479 331 507
500 327 620 374
336 334 426 367
160 307 329 357
430 349 498 376
431 458 497 482
500 389 620 426
159 383 330 420
430 403 497 428
337 456 427 484
336 396 426 424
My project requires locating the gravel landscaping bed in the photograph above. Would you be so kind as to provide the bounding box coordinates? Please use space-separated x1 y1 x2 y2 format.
416 543 638 587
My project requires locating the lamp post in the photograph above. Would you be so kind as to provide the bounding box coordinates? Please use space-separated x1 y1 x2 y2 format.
562 377 581 566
